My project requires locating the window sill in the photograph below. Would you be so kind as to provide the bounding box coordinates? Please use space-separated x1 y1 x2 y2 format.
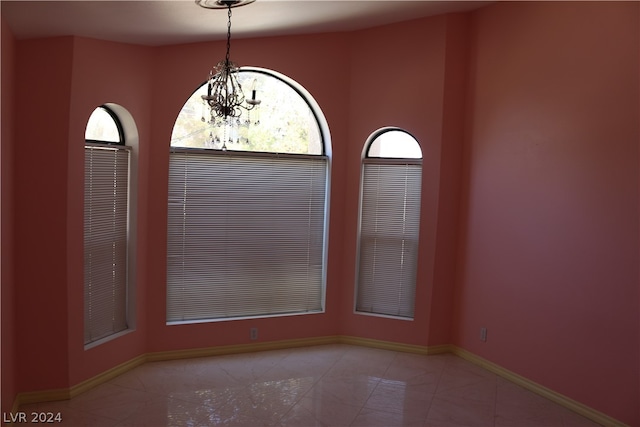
166 309 325 326
84 328 136 351
353 310 414 321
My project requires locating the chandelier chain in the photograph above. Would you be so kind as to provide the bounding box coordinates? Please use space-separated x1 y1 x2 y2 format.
225 5 232 66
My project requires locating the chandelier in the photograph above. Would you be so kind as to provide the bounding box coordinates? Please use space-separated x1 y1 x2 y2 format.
197 0 260 149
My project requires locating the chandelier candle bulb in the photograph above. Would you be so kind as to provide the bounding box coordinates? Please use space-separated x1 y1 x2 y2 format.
248 78 260 103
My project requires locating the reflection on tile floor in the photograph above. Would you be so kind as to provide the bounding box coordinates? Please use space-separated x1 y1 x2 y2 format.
20 344 602 426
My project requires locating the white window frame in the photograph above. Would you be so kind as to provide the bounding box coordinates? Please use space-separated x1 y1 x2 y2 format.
167 67 331 324
354 127 422 320
84 104 138 349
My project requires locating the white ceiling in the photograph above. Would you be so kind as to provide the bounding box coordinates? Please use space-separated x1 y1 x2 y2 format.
1 0 490 46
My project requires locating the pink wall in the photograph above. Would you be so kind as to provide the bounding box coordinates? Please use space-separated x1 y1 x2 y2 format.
340 13 467 347
1 16 17 415
455 2 639 425
429 13 469 346
13 37 74 392
6 20 462 390
66 37 153 386
11 35 154 392
3 3 639 425
144 33 351 352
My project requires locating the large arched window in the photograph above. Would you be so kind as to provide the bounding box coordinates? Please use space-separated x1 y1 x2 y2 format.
84 105 130 345
167 67 330 323
355 128 422 319
171 69 323 155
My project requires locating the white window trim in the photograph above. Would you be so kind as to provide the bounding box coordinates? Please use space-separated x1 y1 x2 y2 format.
354 127 423 320
83 104 139 349
166 67 332 325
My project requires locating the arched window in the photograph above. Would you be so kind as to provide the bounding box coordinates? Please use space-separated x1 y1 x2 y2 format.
167 68 330 323
84 105 130 345
355 128 422 319
171 69 323 155
85 105 124 145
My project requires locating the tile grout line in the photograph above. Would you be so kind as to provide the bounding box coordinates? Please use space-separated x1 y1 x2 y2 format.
349 348 400 426
426 351 453 424
277 345 351 425
420 355 446 425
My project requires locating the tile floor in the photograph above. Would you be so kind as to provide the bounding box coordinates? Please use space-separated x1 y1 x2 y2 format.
20 344 602 426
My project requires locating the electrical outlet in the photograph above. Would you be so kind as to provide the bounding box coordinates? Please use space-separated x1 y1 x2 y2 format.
480 327 487 342
250 327 258 340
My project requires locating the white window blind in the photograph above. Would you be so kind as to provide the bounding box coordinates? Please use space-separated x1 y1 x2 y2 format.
167 149 328 322
356 160 422 318
84 145 130 344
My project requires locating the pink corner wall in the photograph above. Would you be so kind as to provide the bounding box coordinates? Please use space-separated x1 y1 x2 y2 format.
1 16 17 415
430 13 469 346
455 2 639 425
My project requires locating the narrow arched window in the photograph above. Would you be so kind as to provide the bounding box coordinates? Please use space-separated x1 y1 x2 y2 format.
355 128 422 319
85 105 124 145
84 105 130 345
167 68 330 323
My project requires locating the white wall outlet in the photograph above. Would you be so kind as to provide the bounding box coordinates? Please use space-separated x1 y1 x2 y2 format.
250 327 258 340
480 327 487 342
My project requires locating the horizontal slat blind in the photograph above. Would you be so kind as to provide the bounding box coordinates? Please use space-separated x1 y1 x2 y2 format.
167 150 327 322
84 145 129 344
356 162 421 318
